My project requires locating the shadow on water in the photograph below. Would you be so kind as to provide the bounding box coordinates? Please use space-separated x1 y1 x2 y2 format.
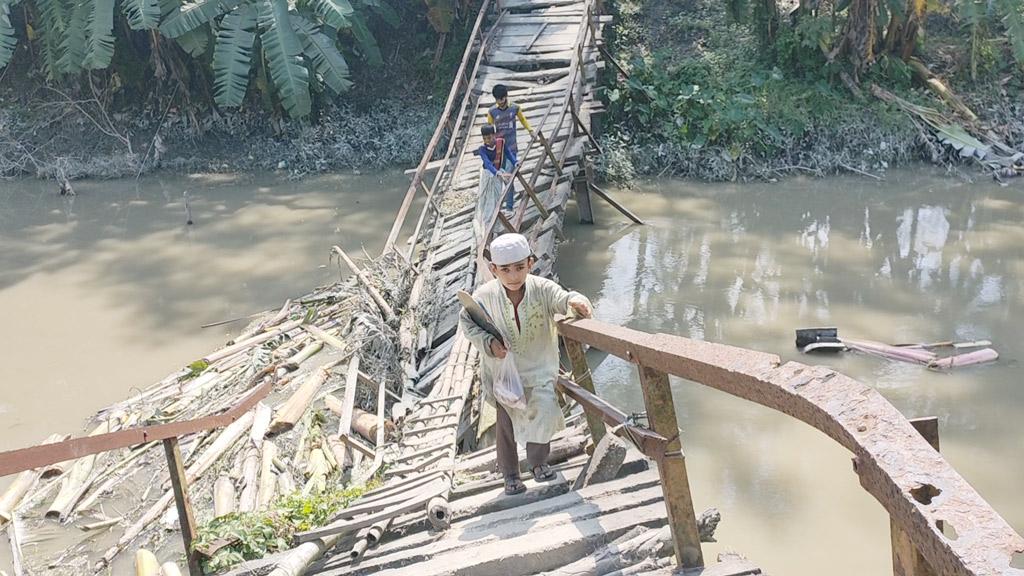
557 168 1024 576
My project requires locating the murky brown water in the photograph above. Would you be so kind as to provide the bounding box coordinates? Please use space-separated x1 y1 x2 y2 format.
0 170 416 572
557 169 1024 576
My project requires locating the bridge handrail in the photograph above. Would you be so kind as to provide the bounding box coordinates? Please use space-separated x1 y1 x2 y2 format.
382 0 495 255
557 317 1024 576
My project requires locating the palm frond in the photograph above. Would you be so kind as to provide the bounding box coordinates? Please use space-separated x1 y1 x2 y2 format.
35 0 69 78
997 0 1024 65
161 0 239 38
213 3 257 107
176 24 209 55
293 13 351 94
307 0 353 29
82 0 116 69
347 8 380 65
122 0 161 30
258 0 311 117
57 0 89 74
0 0 19 69
358 0 397 28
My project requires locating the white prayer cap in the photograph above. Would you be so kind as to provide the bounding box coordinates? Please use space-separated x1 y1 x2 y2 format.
489 233 532 265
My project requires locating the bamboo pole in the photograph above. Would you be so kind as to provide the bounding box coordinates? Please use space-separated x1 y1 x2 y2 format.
47 421 113 520
302 449 330 496
331 246 396 322
257 441 278 510
251 402 273 447
75 442 155 513
237 447 260 513
269 366 333 434
135 548 160 576
161 563 184 576
214 476 235 518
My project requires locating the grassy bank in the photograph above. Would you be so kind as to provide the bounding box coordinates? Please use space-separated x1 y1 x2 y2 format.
599 0 1024 181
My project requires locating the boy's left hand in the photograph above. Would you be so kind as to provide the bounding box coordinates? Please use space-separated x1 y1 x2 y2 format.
569 300 592 318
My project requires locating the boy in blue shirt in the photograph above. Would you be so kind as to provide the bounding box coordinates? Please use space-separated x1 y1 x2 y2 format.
478 125 518 211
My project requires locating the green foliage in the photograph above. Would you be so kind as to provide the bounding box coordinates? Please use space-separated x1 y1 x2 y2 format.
193 483 374 572
607 49 855 156
258 0 310 117
160 0 239 38
212 3 256 106
187 359 210 378
56 0 89 73
122 0 161 30
294 14 353 95
304 0 353 29
35 0 68 78
0 0 19 69
81 0 115 70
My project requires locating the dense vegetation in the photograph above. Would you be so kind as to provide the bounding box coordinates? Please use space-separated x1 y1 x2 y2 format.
602 0 1024 180
0 0 470 118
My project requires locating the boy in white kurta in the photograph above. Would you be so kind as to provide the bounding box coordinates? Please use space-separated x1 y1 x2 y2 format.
459 233 593 495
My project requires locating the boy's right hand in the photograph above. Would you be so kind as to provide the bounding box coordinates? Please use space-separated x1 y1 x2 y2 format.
489 339 508 359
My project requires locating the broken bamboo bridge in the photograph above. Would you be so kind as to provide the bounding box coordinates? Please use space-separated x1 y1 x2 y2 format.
1 1 1023 576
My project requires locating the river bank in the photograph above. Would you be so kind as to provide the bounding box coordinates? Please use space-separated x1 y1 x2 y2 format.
596 0 1024 182
3 1 1020 184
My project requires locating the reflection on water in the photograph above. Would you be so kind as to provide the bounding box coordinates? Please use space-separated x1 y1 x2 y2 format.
558 169 1024 576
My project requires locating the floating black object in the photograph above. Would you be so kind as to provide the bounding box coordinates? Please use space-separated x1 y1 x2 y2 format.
795 327 845 353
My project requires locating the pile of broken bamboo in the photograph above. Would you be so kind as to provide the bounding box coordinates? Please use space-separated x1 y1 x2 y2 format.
0 248 416 575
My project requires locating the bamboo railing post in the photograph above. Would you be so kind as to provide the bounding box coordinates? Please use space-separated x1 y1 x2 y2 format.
891 417 940 576
163 438 203 576
562 338 606 445
636 365 703 570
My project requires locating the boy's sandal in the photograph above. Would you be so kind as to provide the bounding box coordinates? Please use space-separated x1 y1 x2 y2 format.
504 474 527 496
532 464 556 482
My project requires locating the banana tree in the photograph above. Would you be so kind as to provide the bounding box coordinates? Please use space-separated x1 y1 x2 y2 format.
0 0 397 117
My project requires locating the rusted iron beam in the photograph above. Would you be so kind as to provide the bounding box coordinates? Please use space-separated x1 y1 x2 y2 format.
0 368 279 477
891 417 941 576
555 318 1024 576
555 377 663 456
536 131 563 176
636 366 704 569
164 437 203 576
561 339 606 444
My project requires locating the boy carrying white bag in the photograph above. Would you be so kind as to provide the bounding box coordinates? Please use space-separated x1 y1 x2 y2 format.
458 233 593 495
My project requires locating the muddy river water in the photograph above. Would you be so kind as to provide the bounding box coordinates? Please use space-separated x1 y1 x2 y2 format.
0 168 1021 575
557 169 1024 575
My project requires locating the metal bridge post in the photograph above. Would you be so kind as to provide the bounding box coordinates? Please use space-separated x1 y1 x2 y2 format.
164 437 204 576
636 365 704 569
891 417 940 576
563 338 606 445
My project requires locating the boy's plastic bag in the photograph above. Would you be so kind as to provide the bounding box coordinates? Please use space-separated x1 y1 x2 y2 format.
493 351 527 411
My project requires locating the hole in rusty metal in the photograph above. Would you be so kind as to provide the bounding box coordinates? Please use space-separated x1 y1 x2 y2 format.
910 483 941 505
936 520 958 541
1011 551 1024 569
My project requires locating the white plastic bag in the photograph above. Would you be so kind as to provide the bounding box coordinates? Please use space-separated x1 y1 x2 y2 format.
493 351 527 411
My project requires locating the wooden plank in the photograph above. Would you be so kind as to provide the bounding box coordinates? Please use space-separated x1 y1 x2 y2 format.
590 184 644 224
637 365 704 569
488 49 573 67
163 438 203 576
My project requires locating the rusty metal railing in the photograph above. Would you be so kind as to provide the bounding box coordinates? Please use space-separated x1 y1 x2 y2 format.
556 317 1024 576
0 367 281 575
